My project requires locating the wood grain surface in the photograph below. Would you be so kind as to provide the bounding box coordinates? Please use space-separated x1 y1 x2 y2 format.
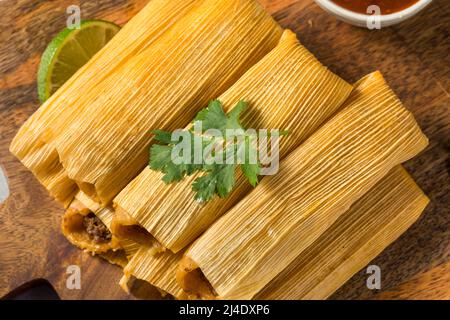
0 0 448 300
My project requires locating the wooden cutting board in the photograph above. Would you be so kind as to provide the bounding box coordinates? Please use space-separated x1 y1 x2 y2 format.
0 0 448 300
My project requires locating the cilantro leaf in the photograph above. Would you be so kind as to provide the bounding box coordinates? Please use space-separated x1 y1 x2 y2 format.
192 164 236 202
149 145 172 171
151 129 173 144
192 174 217 202
194 100 228 132
227 100 247 130
150 132 201 183
238 134 260 187
215 164 237 198
161 162 187 183
241 163 260 187
149 100 282 202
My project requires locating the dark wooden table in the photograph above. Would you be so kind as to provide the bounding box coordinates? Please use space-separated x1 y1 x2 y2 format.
0 0 448 299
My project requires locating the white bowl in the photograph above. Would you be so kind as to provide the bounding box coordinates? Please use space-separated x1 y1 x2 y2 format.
314 0 432 28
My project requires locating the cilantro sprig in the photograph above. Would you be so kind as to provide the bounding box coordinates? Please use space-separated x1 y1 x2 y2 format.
149 100 275 202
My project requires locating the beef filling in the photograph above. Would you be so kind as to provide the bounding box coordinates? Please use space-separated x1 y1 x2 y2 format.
83 213 112 243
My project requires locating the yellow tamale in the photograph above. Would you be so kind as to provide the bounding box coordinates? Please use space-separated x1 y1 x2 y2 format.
61 192 122 255
255 166 429 300
119 166 429 300
122 246 185 299
10 0 201 206
43 0 282 205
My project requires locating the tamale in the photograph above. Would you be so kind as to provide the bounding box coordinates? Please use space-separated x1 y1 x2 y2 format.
62 192 122 255
120 166 429 300
113 29 353 253
10 0 201 206
61 191 141 268
178 71 428 300
61 199 176 296
255 166 429 300
19 0 283 206
122 246 185 299
62 191 146 262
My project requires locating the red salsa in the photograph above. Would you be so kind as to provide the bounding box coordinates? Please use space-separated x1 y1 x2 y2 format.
331 0 420 15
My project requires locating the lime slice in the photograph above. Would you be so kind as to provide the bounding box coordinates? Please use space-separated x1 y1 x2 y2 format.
37 20 120 103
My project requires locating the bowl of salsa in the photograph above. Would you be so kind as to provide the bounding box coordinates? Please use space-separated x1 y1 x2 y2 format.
315 0 432 28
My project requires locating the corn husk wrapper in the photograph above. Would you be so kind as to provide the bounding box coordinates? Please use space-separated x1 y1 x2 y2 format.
99 250 128 269
180 71 428 299
10 0 201 207
45 0 282 206
113 29 353 252
122 246 186 299
255 165 429 300
120 166 429 300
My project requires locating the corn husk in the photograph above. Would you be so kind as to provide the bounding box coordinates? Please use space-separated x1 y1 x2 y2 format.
18 0 282 206
120 238 142 260
62 194 179 296
122 246 185 299
10 0 201 207
113 29 353 252
255 166 429 300
99 250 128 269
179 71 428 299
120 165 429 300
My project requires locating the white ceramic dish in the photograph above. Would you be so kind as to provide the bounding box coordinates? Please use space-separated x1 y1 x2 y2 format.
314 0 432 28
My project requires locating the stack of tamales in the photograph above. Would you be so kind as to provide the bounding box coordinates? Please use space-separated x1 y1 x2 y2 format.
10 0 429 300
178 71 428 299
113 29 353 253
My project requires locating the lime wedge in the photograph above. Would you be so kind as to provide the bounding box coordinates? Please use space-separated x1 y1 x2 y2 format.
37 20 120 103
